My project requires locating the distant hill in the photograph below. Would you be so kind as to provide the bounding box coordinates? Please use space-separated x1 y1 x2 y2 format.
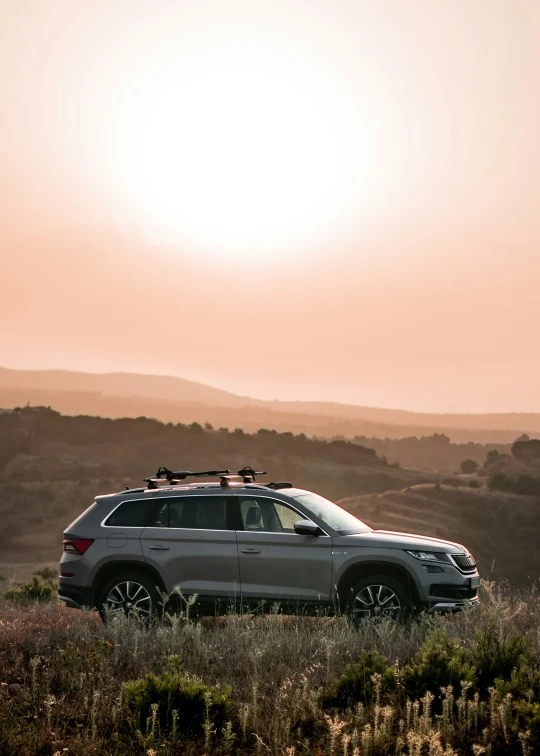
2 366 540 443
0 366 254 407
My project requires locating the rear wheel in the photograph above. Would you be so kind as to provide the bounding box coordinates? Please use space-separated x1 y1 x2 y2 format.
97 572 161 623
346 575 413 623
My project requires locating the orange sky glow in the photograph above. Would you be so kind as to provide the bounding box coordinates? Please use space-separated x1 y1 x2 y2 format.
1 0 539 413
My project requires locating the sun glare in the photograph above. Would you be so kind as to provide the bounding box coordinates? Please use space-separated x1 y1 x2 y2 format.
84 18 404 261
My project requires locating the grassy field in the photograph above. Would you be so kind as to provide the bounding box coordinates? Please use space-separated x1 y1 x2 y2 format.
1 581 540 755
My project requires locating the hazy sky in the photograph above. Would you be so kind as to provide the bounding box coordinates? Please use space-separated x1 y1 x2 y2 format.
1 0 539 413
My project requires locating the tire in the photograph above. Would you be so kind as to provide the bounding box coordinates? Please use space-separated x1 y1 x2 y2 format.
346 574 414 624
97 572 161 624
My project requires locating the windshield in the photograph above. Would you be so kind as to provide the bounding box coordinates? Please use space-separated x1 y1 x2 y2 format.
291 492 372 535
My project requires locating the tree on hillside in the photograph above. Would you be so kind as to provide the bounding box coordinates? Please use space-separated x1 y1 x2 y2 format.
511 438 540 461
460 458 479 474
484 449 503 467
489 472 540 495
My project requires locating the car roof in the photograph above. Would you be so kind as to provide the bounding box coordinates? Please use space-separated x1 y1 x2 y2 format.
95 482 308 503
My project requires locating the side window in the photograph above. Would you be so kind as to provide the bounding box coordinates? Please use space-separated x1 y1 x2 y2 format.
273 502 302 532
149 499 179 528
196 497 228 530
148 497 229 530
238 497 303 533
105 499 153 526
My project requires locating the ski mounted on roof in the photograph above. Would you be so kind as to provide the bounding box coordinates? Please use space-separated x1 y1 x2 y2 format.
143 466 293 490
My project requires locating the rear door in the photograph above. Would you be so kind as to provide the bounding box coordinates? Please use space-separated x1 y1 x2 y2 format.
234 494 333 605
140 493 240 602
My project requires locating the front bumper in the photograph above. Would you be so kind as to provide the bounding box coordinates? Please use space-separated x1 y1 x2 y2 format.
425 578 480 612
58 584 94 610
428 596 480 613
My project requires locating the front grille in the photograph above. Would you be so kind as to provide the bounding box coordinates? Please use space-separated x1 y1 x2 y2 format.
451 553 476 572
429 584 478 600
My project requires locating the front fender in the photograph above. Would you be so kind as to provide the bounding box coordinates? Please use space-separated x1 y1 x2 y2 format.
331 547 423 601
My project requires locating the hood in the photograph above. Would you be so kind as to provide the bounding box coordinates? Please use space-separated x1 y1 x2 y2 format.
340 529 466 554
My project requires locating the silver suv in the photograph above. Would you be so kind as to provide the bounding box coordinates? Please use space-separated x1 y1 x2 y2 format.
58 467 480 621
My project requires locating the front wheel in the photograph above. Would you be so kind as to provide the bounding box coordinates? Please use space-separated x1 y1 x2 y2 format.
97 573 160 623
346 575 413 623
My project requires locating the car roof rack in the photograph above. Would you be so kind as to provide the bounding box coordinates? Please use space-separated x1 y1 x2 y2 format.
143 465 293 491
144 466 231 489
220 466 267 487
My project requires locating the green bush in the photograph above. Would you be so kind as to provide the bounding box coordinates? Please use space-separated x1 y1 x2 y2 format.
507 700 540 750
495 666 540 704
124 672 233 738
401 630 475 701
321 650 396 710
471 621 534 693
4 574 57 603
489 473 540 495
460 458 479 474
485 449 503 467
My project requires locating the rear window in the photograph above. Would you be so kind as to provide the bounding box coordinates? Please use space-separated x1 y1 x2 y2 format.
105 499 154 527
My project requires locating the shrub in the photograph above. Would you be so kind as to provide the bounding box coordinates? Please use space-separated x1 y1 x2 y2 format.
4 573 57 603
485 449 503 467
489 473 540 495
513 475 540 495
321 650 396 710
468 480 480 488
471 620 534 693
124 672 233 738
495 666 540 704
509 700 540 750
401 630 475 702
460 459 479 474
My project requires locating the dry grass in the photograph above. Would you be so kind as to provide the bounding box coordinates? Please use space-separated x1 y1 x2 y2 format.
1 582 540 754
0 562 58 585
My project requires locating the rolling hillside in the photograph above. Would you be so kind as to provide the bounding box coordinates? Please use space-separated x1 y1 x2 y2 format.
1 407 538 586
0 407 446 562
340 484 540 586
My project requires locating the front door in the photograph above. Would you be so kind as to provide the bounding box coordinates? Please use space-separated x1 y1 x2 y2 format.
234 494 333 606
140 493 240 604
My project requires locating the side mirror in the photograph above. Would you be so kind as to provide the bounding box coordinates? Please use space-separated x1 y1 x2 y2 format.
294 519 322 536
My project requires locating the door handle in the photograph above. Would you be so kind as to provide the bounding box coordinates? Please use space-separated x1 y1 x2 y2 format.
149 545 170 550
241 548 261 554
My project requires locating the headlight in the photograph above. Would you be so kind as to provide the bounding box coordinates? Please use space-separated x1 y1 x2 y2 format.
406 550 446 562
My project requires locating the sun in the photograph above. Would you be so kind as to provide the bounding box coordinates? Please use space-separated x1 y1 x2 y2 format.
84 25 403 261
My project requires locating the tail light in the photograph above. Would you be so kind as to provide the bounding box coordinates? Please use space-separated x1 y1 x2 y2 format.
63 539 94 555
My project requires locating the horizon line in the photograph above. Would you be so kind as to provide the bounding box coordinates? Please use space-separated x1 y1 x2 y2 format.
1 364 540 419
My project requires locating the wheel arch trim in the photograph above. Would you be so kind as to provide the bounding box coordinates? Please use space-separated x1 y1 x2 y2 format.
91 560 167 605
334 559 422 610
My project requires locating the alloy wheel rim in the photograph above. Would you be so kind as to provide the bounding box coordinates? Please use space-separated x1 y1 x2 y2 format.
104 580 152 618
352 584 401 619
